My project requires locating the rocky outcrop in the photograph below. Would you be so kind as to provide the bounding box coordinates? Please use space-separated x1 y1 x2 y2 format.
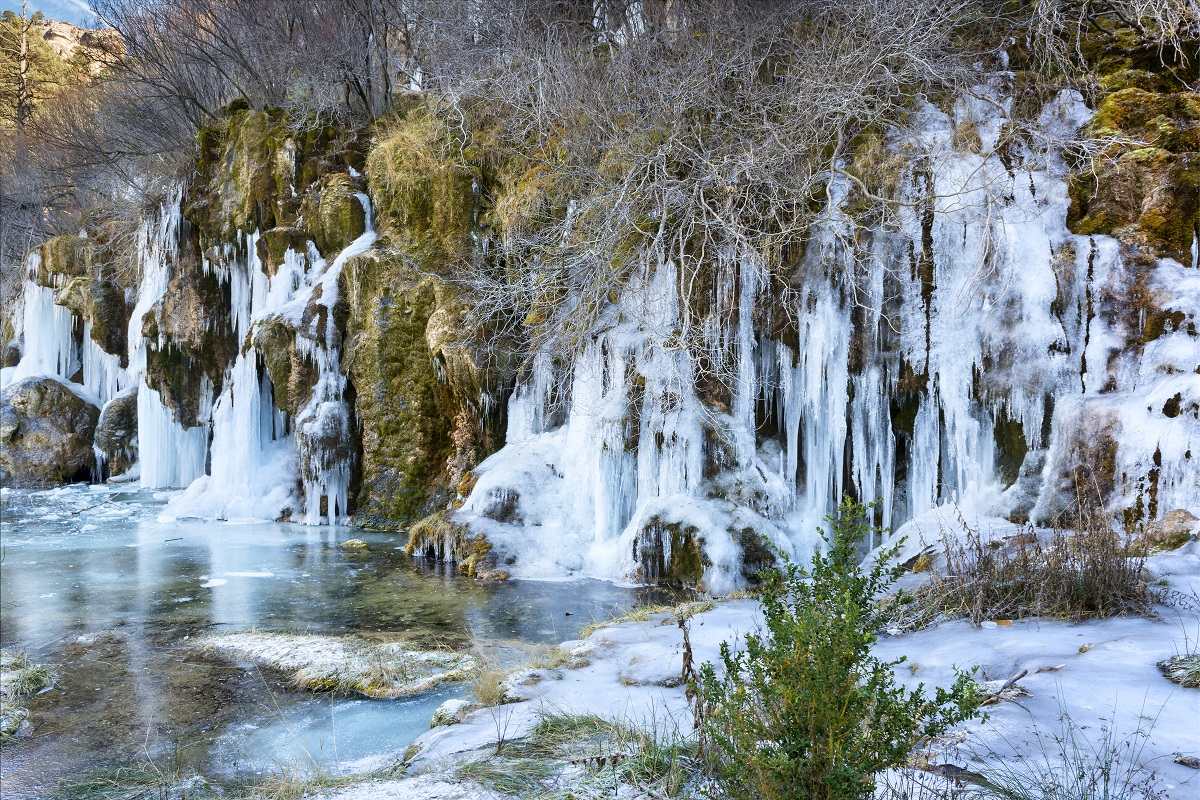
141 259 235 427
94 386 139 477
0 377 100 487
343 102 517 529
55 275 130 360
250 316 318 417
342 252 460 526
34 233 134 363
2 341 19 367
1067 22 1199 263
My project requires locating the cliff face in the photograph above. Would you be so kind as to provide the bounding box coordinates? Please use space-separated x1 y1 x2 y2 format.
1 31 1196 589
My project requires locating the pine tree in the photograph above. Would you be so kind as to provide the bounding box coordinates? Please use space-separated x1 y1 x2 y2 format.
0 3 73 129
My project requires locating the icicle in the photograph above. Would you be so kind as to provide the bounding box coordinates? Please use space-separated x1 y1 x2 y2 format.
292 192 378 524
137 383 208 488
5 276 79 385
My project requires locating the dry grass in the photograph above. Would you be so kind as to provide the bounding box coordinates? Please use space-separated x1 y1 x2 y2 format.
890 520 1153 630
472 667 510 707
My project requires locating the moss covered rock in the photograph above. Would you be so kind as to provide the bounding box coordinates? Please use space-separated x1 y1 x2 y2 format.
404 510 499 578
54 276 130 361
94 385 138 476
631 518 709 588
35 234 91 284
0 377 100 487
1068 27 1200 264
341 250 460 527
300 172 367 257
189 109 366 242
143 258 236 427
366 102 476 272
251 316 318 417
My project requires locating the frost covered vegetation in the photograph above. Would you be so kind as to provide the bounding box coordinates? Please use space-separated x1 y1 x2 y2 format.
1 0 1199 797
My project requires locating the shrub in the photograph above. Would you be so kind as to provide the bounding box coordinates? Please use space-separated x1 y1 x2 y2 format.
693 499 980 800
894 518 1151 630
472 667 509 707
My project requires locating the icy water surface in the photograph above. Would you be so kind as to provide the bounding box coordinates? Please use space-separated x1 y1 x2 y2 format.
0 484 669 798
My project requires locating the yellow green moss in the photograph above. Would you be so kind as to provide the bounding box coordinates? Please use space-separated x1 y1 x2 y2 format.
36 235 91 284
341 251 459 527
365 103 476 272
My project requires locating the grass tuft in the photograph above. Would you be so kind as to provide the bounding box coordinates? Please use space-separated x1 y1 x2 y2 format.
888 519 1153 630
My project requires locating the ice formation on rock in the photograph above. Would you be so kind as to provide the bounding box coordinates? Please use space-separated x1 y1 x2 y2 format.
457 83 1200 590
164 192 376 522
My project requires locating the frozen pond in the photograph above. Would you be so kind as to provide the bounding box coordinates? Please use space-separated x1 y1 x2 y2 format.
0 484 670 798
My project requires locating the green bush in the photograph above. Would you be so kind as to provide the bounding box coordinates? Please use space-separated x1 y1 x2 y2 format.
693 499 981 800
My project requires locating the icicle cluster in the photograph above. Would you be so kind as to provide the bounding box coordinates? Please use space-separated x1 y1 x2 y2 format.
458 84 1200 590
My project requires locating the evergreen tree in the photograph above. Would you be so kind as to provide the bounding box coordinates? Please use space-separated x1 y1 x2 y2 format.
0 4 74 129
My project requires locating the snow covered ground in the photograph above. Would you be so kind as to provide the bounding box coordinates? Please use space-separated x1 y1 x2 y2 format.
306 523 1200 799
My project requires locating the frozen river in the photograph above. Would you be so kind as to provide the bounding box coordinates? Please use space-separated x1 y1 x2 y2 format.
0 484 668 798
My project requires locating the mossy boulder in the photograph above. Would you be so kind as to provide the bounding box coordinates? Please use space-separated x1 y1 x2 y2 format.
188 108 365 244
0 377 100 487
251 316 318 417
94 385 138 476
1069 147 1200 263
255 226 310 276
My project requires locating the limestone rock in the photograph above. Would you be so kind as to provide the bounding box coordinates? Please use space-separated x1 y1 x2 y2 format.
142 259 236 427
54 275 130 360
251 315 318 416
301 172 366 257
1140 509 1200 553
0 377 99 488
95 386 139 477
341 250 459 527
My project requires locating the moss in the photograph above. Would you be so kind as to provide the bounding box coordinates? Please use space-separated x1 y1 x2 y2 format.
1069 146 1199 263
365 103 476 273
251 316 318 416
404 510 496 578
1098 68 1175 94
299 172 366 257
53 275 90 315
992 410 1028 488
35 235 91 285
85 283 129 361
631 518 710 589
188 108 364 245
341 250 460 527
256 226 310 276
1067 40 1200 264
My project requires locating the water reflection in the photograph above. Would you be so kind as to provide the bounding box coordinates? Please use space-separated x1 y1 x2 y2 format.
0 485 671 797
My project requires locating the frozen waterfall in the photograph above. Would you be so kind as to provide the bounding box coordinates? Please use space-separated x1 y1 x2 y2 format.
456 84 1200 590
